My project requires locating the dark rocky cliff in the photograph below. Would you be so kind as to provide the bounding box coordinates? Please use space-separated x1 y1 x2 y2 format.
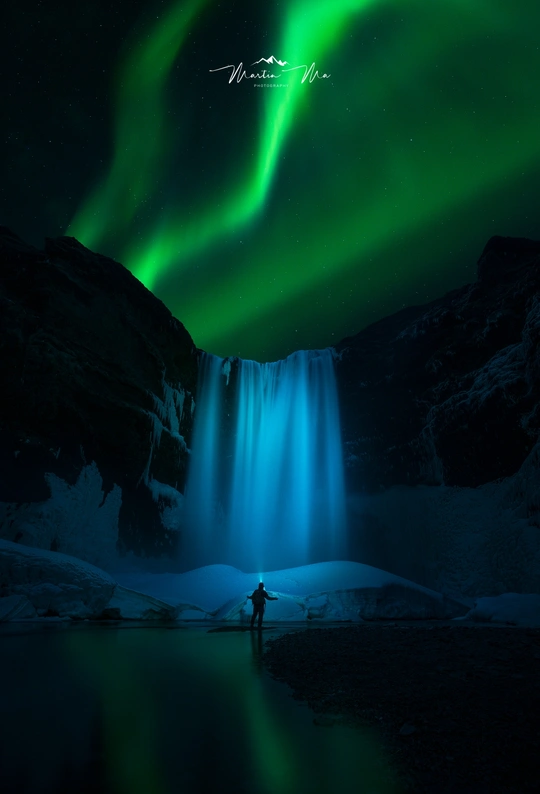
0 227 198 563
335 235 540 494
2 226 540 592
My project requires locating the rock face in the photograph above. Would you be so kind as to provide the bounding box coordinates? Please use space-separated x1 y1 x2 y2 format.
2 226 540 601
335 235 540 492
0 227 198 565
335 236 540 595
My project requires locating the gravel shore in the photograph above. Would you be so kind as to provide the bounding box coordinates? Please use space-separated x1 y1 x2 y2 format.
263 622 540 793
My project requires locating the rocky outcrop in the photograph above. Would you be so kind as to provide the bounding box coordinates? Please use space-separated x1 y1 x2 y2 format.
335 235 540 492
0 227 199 564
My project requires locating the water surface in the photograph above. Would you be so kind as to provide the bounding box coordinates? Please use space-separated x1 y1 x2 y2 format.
0 624 401 794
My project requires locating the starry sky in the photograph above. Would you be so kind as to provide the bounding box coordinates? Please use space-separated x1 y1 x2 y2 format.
3 0 540 361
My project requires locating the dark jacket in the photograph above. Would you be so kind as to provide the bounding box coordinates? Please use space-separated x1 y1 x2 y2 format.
248 588 277 606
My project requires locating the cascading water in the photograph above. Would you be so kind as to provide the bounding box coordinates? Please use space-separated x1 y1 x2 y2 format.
183 349 347 572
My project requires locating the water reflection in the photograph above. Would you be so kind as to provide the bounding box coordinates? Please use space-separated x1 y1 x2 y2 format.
0 627 401 793
250 627 264 674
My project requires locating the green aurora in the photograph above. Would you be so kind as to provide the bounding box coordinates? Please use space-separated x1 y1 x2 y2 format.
66 0 540 361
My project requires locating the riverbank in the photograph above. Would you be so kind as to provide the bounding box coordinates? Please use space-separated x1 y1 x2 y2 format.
263 622 540 793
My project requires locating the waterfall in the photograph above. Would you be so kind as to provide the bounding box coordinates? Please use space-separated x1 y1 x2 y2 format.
183 349 347 572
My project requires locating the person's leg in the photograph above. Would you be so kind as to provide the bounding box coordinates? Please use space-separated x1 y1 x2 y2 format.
258 605 263 629
251 605 256 628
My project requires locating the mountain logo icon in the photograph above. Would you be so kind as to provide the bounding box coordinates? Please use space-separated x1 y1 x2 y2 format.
251 56 288 66
210 56 331 85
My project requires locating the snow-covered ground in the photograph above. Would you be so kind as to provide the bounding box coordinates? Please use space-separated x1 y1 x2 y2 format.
2 539 539 624
461 594 540 627
0 539 175 621
114 560 469 621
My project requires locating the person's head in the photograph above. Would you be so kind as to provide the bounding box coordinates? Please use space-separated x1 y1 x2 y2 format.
258 582 264 589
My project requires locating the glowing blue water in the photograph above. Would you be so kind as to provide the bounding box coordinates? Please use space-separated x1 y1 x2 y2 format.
184 349 347 572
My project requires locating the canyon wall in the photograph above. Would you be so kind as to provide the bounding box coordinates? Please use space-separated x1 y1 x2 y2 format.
0 228 198 567
335 236 540 596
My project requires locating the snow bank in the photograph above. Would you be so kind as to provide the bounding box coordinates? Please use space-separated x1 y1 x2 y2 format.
115 560 470 622
0 541 471 624
0 594 36 621
0 538 116 618
0 462 120 568
463 594 540 627
0 540 191 621
105 585 178 621
348 442 540 603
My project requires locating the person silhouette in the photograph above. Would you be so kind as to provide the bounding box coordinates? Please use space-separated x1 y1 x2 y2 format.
247 582 278 629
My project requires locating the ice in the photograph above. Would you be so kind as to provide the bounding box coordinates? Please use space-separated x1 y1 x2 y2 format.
0 538 116 618
0 594 36 621
114 560 470 621
0 539 471 623
0 540 193 621
462 593 540 626
105 585 178 620
115 564 250 610
138 376 191 507
151 377 188 451
146 478 184 532
0 462 120 568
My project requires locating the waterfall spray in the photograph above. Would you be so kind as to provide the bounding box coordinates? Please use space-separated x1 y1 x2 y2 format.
183 349 346 572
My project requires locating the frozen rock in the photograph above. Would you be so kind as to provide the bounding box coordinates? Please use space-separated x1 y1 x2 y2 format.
105 585 178 620
0 463 121 569
0 594 36 621
462 593 540 626
0 539 115 618
116 560 471 622
215 583 468 623
0 539 201 621
0 227 197 563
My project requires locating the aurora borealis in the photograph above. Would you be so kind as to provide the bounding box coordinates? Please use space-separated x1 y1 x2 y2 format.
3 0 540 361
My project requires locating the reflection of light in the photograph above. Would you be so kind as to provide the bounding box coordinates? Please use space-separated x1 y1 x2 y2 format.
56 628 399 794
66 631 166 794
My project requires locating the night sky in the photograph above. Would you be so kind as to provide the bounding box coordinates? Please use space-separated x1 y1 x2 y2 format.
3 0 540 361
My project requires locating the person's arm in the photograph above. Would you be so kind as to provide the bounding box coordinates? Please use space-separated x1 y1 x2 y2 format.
247 594 252 600
264 592 278 600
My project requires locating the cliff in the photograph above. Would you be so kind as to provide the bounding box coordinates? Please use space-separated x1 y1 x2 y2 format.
335 235 540 491
335 236 540 596
0 227 198 565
